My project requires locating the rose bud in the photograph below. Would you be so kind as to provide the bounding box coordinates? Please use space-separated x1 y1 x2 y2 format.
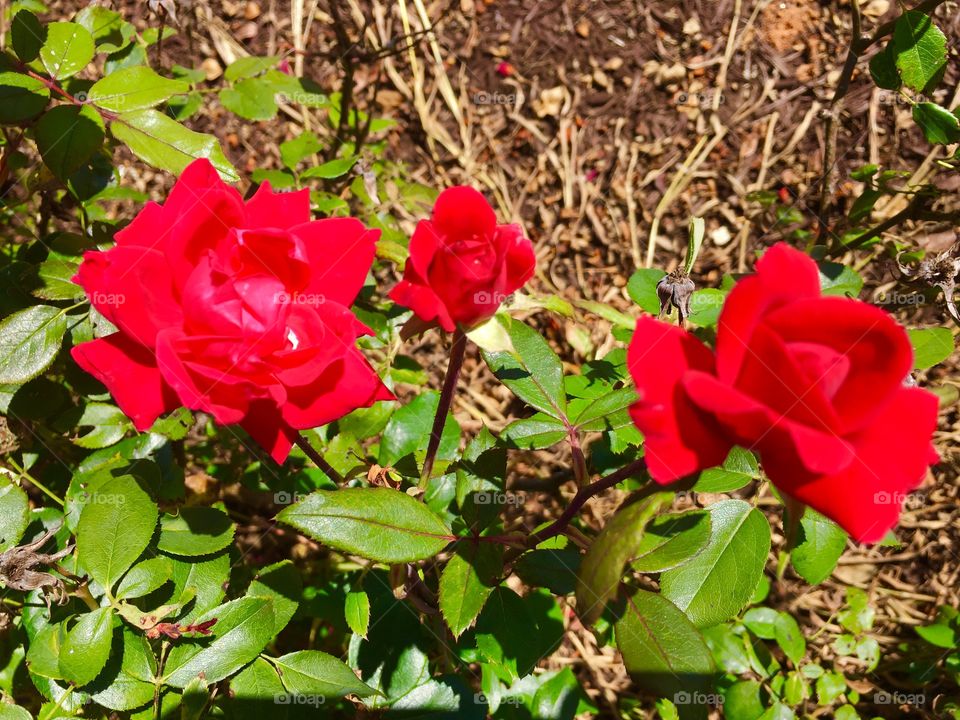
628 243 939 542
71 159 394 463
389 186 536 331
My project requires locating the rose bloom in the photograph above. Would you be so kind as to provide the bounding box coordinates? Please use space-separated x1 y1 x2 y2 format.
628 243 939 542
389 186 536 331
71 159 393 462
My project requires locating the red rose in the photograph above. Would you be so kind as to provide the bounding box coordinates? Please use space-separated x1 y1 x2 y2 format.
628 243 939 542
389 186 536 331
71 159 393 463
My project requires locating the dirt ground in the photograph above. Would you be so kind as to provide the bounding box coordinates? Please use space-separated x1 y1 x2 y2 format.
40 0 960 715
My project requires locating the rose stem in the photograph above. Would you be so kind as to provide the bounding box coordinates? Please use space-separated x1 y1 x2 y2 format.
294 435 344 485
420 327 468 488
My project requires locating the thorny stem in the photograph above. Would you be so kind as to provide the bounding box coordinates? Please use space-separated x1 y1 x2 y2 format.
816 0 863 242
817 0 950 244
522 457 650 549
420 327 468 488
294 435 344 485
567 428 589 487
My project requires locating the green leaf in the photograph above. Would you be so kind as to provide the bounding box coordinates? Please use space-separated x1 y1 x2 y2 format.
815 671 846 704
344 589 370 638
631 510 711 573
892 11 947 93
39 22 95 79
774 612 805 665
818 260 863 297
157 506 235 556
166 551 230 623
576 492 672 625
615 589 715 706
280 131 322 170
11 10 46 62
300 156 358 179
247 560 301 636
913 102 960 145
59 607 114 686
224 55 279 81
474 587 542 680
0 72 50 124
377 390 459 467
514 549 581 595
627 268 666 314
33 257 82 300
163 597 276 688
908 327 954 369
76 6 133 53
115 557 173 600
500 414 567 449
110 109 238 182
229 658 285 716
572 387 637 432
0 305 68 384
743 607 780 639
76 475 158 590
0 704 33 720
272 650 375 698
277 488 452 563
0 478 29 552
72 402 131 448
723 680 765 720
869 43 901 90
439 542 502 637
89 66 190 112
35 104 105 181
661 500 771 628
790 509 846 585
481 317 567 419
219 78 278 120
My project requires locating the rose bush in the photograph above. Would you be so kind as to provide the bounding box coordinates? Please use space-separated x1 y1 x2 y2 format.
71 158 393 462
389 186 536 331
628 242 939 542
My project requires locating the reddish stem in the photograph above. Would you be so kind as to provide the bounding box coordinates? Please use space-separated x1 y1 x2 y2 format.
420 326 467 487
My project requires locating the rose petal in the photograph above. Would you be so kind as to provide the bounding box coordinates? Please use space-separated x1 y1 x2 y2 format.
282 348 394 430
763 296 914 432
74 246 182 348
161 159 245 284
389 280 456 332
499 223 536 293
716 243 820 383
70 334 177 431
244 182 311 230
627 317 731 481
240 399 298 463
775 387 939 543
683 370 855 476
294 218 379 307
431 186 497 240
